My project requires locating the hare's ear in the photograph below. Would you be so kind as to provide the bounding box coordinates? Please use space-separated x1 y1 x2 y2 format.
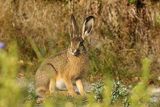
82 16 95 40
70 14 79 38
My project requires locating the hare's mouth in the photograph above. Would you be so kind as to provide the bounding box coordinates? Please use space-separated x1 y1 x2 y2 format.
70 49 80 56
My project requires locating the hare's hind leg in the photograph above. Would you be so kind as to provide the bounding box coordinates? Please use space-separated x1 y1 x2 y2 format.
36 86 48 104
48 64 57 95
35 64 56 103
49 78 56 95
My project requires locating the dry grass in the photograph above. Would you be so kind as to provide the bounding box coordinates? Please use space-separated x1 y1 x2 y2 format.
0 0 160 84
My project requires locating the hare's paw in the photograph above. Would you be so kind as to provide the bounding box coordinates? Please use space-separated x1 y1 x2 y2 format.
67 91 77 98
36 97 45 104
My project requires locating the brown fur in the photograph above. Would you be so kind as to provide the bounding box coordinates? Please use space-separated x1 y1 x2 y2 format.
35 14 94 103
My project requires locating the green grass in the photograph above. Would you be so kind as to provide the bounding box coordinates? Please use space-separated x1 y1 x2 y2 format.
0 42 157 107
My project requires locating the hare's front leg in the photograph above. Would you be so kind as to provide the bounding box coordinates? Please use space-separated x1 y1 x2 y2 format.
64 78 77 96
76 79 86 96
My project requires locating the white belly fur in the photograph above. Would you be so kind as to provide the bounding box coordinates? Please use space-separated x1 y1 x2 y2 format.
56 80 66 90
56 79 79 92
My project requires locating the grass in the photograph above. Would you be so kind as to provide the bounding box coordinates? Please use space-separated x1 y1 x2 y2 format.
0 42 158 107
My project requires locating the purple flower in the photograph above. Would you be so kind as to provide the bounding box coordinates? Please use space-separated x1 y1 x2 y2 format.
0 42 5 49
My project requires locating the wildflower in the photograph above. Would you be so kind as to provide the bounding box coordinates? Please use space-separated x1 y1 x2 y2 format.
0 42 5 49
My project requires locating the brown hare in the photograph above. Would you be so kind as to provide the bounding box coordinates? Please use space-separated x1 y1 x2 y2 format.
35 14 95 103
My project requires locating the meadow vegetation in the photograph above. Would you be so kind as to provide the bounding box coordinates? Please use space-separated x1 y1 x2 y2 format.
0 0 160 107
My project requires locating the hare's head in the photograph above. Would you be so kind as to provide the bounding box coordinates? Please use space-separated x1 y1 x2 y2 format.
69 15 95 56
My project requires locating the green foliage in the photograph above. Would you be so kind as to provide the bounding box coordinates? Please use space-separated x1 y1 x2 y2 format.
0 43 158 107
129 58 151 107
92 80 130 107
111 81 129 107
156 15 160 26
128 0 137 4
89 47 116 76
91 58 153 107
92 80 104 102
103 77 114 107
0 42 21 107
27 37 43 61
0 42 35 107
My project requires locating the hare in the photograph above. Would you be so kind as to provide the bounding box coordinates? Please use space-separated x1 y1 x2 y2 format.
35 14 95 103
